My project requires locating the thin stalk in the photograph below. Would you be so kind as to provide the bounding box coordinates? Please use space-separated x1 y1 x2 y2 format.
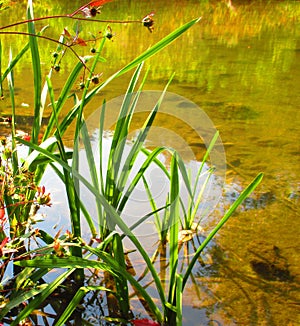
27 0 42 146
0 16 141 31
72 36 107 237
167 154 180 321
7 49 18 173
46 76 83 282
182 172 264 288
0 31 91 70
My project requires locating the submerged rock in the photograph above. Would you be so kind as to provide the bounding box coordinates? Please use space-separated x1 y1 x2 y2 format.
248 241 292 282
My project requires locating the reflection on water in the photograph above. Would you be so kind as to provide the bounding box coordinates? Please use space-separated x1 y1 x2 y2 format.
1 0 300 324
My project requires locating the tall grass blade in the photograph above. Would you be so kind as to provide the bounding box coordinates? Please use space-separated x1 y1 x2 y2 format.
188 168 214 229
42 60 85 141
168 154 180 308
176 274 183 326
0 43 29 83
105 63 144 205
182 172 264 288
79 119 103 234
7 49 18 173
142 175 162 236
112 233 130 318
27 0 42 146
195 131 220 192
117 74 174 200
98 100 106 195
46 76 83 282
116 74 175 215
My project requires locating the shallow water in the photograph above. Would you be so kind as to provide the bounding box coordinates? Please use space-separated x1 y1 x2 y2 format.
1 0 300 324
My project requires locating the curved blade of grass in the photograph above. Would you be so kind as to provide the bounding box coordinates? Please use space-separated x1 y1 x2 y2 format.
193 131 220 196
182 172 264 288
72 39 107 225
37 76 82 272
79 117 105 235
80 120 100 192
51 103 83 275
79 199 98 237
99 18 202 89
138 148 194 226
113 79 146 191
121 204 170 238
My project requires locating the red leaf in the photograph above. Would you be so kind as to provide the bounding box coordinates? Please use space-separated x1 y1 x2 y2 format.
22 134 31 142
0 207 5 219
0 237 9 256
132 319 160 326
75 37 88 46
63 28 72 39
89 0 112 7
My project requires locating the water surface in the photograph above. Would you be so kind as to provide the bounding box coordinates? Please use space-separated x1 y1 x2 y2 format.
1 1 299 325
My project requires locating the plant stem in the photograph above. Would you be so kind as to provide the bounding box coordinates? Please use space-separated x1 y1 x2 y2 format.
0 15 141 31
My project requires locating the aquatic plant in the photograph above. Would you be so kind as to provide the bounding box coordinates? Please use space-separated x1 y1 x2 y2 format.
0 1 264 325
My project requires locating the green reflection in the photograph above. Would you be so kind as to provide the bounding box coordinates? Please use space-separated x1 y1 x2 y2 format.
1 0 300 86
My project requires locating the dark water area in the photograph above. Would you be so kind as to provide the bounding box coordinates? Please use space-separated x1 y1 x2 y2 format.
1 0 300 325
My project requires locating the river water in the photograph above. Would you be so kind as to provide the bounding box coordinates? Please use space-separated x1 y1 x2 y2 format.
1 0 300 325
